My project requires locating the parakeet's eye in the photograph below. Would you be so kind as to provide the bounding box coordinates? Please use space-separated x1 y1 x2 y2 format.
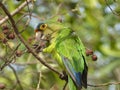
40 24 47 30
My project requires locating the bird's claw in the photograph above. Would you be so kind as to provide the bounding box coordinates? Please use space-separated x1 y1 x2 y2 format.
59 71 68 82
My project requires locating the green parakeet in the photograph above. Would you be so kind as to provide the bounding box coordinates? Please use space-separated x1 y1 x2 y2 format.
34 18 88 90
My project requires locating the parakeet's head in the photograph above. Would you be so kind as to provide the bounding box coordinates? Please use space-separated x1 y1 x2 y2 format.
34 22 53 41
34 18 64 41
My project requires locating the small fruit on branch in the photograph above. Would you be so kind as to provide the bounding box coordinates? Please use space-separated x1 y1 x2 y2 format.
0 83 5 89
6 33 15 40
92 54 97 61
2 38 7 44
16 50 22 57
86 49 93 56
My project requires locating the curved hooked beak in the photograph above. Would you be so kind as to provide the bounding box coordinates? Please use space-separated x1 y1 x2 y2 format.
35 30 44 41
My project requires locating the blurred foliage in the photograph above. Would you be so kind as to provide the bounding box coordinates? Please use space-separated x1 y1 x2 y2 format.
0 0 120 90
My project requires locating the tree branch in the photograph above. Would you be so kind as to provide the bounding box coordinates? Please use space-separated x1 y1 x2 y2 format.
0 0 32 25
0 1 61 75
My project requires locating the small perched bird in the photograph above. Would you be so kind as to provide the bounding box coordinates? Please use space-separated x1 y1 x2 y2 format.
34 17 88 90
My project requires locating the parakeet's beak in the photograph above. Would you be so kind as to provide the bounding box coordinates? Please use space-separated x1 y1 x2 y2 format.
35 30 43 41
34 29 39 33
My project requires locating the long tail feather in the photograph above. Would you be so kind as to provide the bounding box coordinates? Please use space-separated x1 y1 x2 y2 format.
82 55 88 88
62 57 82 89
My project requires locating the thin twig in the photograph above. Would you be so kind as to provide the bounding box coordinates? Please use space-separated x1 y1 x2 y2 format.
36 72 41 90
0 0 32 25
8 65 23 90
0 43 21 70
105 0 120 16
14 61 38 66
50 3 64 18
88 82 120 87
14 13 31 34
0 1 61 76
26 0 32 19
8 43 21 59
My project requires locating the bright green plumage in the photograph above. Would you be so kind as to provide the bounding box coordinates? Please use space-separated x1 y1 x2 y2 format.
35 18 88 90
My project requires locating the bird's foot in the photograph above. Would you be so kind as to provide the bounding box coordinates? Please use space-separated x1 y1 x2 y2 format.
59 71 68 82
